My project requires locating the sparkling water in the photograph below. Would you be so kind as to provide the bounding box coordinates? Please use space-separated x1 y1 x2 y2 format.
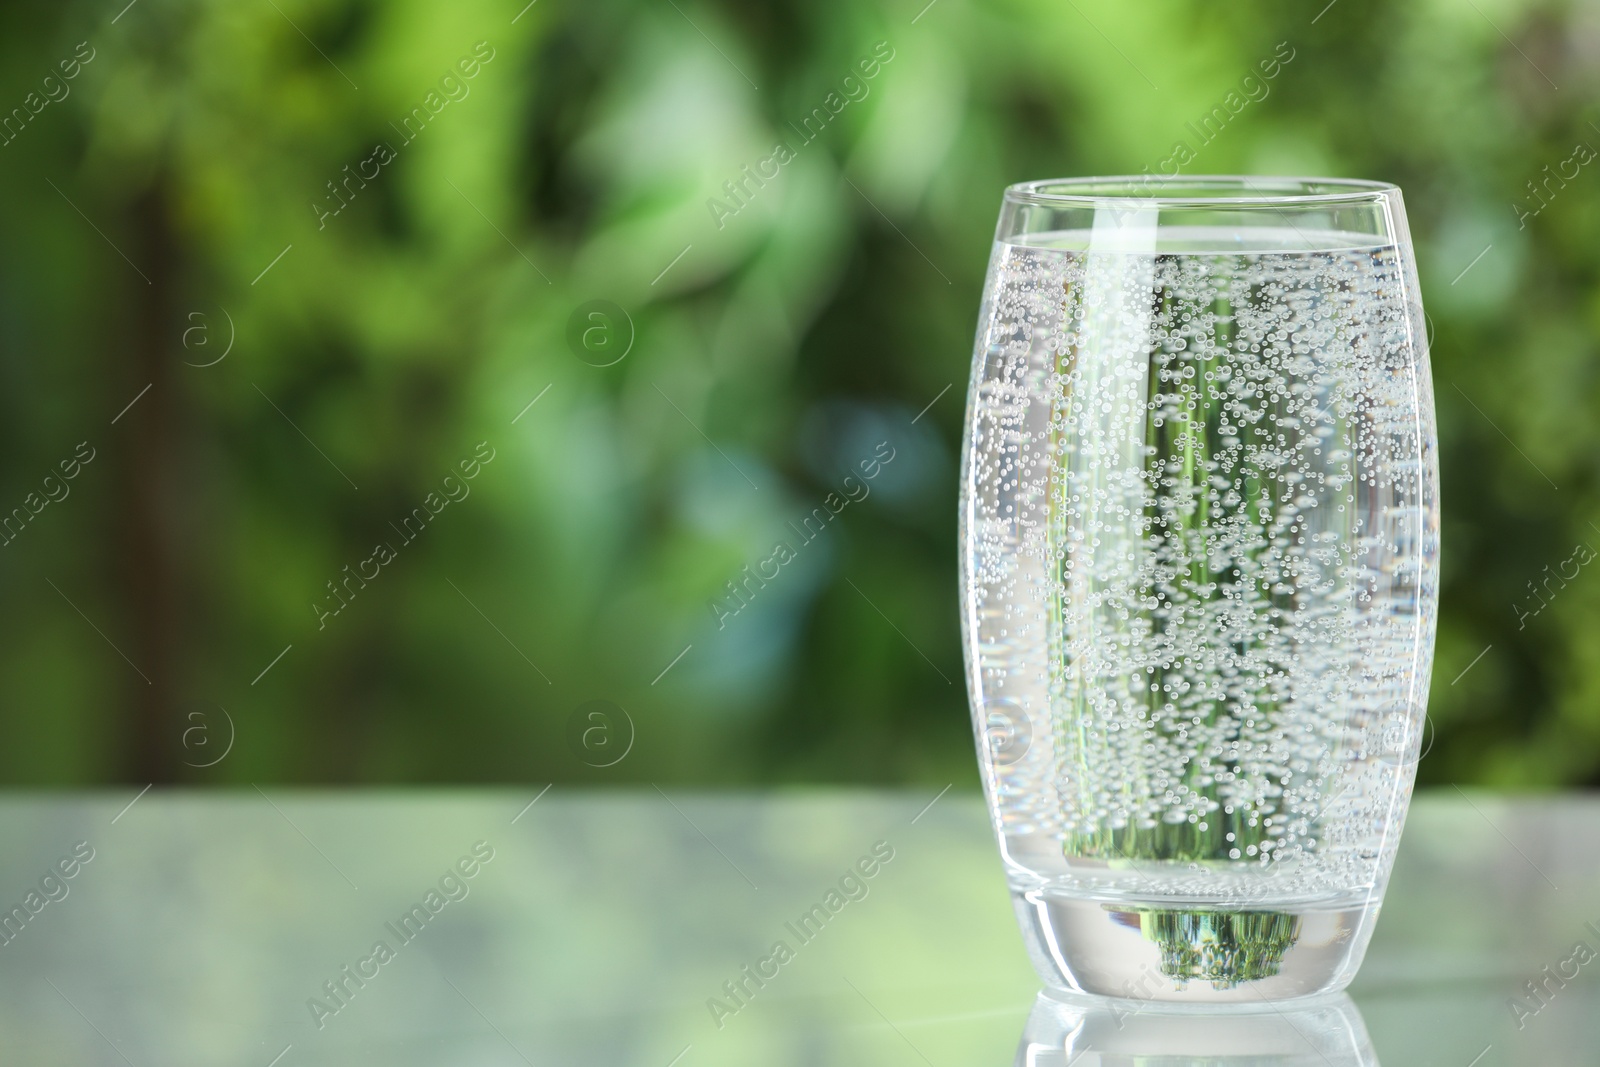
960 226 1439 998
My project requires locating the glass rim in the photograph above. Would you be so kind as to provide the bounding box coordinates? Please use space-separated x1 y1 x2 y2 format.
1004 175 1399 208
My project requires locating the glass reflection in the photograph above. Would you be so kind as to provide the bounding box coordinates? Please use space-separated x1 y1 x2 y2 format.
1015 990 1378 1066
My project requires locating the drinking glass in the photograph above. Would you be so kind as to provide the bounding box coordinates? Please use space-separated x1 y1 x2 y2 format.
960 176 1438 1002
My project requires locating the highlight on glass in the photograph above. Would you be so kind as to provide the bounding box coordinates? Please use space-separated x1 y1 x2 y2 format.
960 176 1439 1002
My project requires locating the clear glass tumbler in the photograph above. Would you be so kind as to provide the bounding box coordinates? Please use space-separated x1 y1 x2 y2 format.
960 176 1439 1002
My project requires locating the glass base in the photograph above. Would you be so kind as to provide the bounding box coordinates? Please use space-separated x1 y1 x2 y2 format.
1012 889 1379 1004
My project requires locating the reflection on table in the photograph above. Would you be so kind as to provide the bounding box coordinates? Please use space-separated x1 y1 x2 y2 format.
1018 991 1376 1066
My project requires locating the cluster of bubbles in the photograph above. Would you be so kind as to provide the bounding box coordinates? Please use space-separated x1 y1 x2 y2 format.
964 233 1438 899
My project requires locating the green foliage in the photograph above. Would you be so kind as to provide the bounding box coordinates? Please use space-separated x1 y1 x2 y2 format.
0 0 1592 787
1139 907 1301 988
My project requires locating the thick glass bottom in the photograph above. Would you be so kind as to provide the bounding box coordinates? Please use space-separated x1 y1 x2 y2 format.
1012 889 1379 1003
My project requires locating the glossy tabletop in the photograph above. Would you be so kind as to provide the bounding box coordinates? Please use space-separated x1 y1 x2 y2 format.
2 790 1595 1065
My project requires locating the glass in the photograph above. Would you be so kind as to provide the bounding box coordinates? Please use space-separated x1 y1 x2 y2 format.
960 176 1439 1002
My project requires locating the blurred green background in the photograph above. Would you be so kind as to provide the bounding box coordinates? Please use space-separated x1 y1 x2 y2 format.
0 0 1591 787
